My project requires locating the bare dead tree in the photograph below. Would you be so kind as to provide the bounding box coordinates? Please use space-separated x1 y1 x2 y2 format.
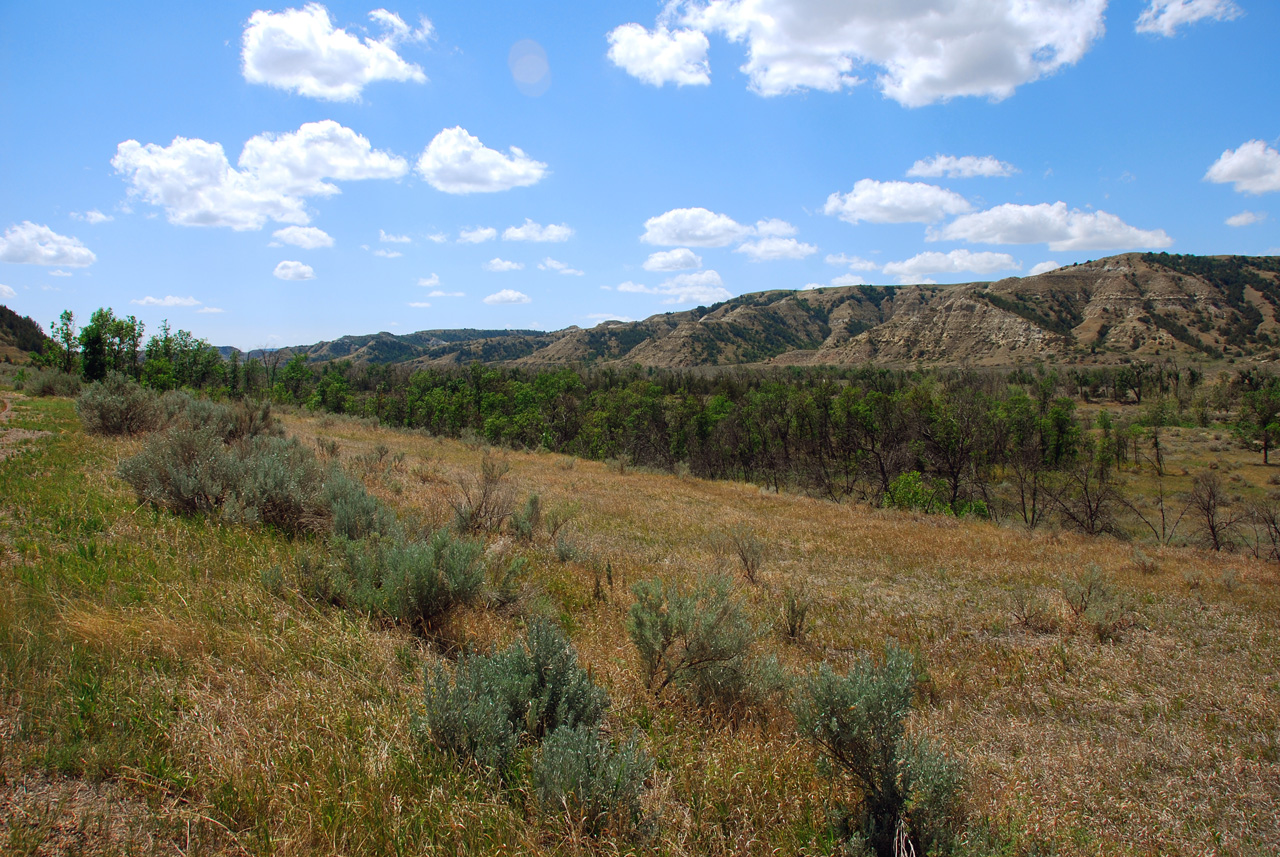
1187 472 1240 552
1121 454 1189 545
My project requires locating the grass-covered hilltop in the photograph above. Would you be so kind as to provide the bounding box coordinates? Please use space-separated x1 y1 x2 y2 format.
2 253 1280 856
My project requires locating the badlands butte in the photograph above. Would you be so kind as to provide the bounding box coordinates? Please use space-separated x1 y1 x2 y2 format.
273 252 1280 370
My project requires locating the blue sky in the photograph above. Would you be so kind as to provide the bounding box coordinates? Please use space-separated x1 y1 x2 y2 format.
2 0 1278 350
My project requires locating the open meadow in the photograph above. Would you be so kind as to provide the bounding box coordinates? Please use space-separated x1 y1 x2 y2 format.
1 385 1278 856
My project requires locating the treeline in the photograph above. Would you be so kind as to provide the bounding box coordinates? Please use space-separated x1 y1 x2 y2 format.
267 358 1238 525
32 307 275 393
30 306 1280 535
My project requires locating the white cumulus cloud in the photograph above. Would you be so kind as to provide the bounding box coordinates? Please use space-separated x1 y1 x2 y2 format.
0 222 96 267
131 295 201 307
484 289 531 305
641 0 1108 106
1029 260 1063 275
71 209 114 224
273 225 334 248
606 23 711 87
735 236 818 262
274 260 315 280
1 284 18 299
1205 140 1280 195
380 229 411 243
825 253 878 271
618 270 730 304
1136 0 1241 37
643 248 703 271
882 249 1018 282
1226 211 1266 227
504 219 574 242
830 274 868 287
242 4 429 101
641 207 751 246
238 120 408 193
484 258 524 272
113 121 407 231
459 226 497 243
752 218 797 237
933 201 1173 251
416 127 547 194
539 258 584 276
907 155 1018 178
824 179 972 224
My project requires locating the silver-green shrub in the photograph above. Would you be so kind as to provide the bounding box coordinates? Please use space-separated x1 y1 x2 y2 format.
329 529 485 625
117 424 394 539
117 426 240 516
627 574 758 704
16 367 81 397
793 645 962 857
75 372 160 436
534 724 651 834
420 620 609 773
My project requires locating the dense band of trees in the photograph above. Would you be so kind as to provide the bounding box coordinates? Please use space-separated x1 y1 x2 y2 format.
259 356 1234 527
30 306 1280 535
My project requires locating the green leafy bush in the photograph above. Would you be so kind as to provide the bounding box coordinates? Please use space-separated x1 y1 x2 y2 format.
793 645 962 857
420 620 608 773
534 725 651 834
884 471 988 519
884 471 941 513
75 372 161 436
323 471 395 540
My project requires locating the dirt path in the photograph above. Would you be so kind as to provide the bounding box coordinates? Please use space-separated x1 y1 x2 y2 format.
0 393 51 463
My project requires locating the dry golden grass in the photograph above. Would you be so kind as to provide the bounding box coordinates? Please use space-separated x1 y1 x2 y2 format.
276 410 1280 855
1 395 1277 855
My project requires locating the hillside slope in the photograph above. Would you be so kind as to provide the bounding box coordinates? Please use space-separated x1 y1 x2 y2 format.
0 305 49 362
271 253 1280 370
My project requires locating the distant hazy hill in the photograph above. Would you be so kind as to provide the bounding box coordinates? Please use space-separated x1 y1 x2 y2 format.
268 253 1280 370
0 305 49 362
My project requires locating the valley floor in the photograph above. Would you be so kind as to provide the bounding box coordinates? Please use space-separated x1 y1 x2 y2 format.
1 392 1278 855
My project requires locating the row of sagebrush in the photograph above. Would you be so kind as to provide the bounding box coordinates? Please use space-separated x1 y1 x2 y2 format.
76 373 967 854
415 576 962 854
78 372 499 632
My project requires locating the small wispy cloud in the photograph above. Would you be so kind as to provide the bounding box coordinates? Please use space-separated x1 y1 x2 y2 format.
131 295 201 307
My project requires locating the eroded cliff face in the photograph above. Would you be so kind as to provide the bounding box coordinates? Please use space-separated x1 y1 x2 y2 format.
274 254 1280 370
776 254 1280 367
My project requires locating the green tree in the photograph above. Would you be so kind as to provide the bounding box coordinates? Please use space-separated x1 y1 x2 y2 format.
48 309 78 374
1238 382 1280 464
